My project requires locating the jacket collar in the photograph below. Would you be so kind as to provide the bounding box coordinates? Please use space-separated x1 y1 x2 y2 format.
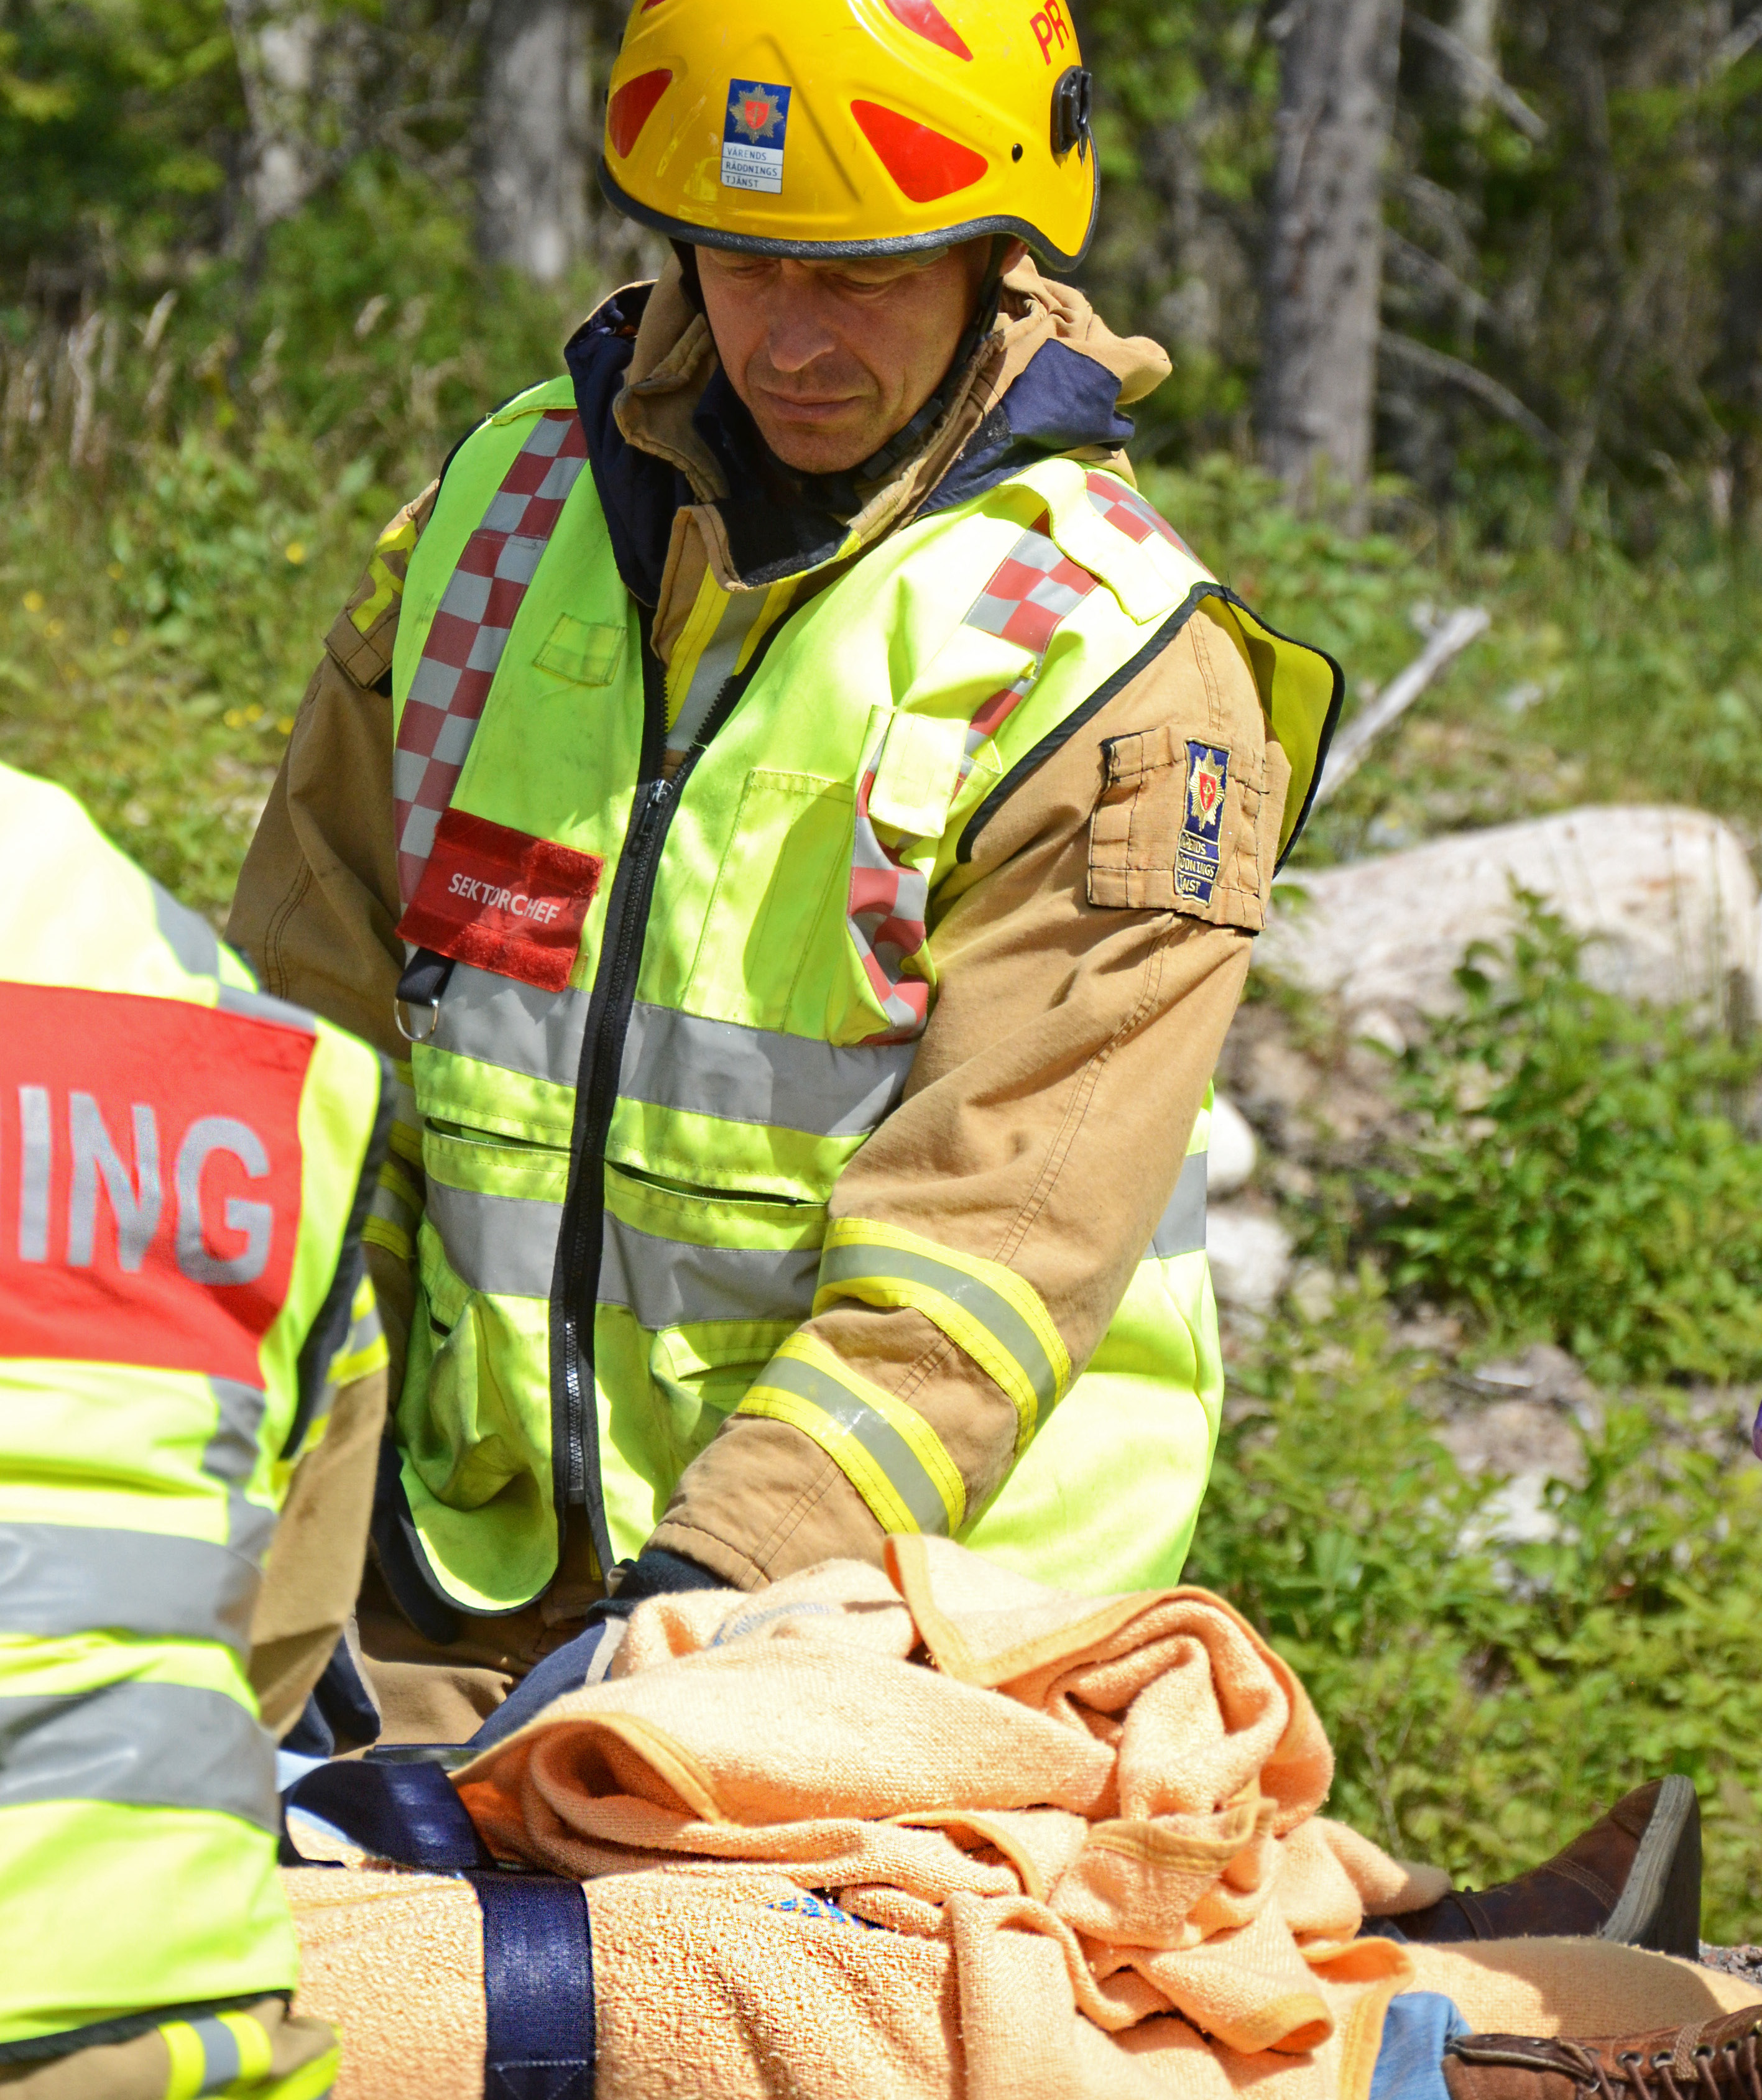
565 257 1170 610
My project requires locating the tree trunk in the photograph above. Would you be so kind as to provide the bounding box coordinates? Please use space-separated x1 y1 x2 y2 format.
477 0 591 284
1452 0 1498 83
226 0 326 239
1258 0 1405 522
1714 2 1762 534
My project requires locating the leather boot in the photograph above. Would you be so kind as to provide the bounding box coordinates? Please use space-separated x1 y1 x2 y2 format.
1442 2006 1762 2100
1395 1778 1701 1957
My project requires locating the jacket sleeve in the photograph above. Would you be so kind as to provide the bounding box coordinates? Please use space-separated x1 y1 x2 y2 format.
226 487 436 1398
649 596 1291 1590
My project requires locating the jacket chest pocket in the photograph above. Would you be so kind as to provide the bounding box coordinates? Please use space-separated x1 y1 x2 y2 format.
679 771 857 1035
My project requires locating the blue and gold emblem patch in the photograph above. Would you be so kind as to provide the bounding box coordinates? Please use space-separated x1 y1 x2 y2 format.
1176 742 1230 906
722 81 792 195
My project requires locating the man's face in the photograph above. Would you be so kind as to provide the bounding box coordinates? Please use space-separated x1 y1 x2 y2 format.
696 237 1022 476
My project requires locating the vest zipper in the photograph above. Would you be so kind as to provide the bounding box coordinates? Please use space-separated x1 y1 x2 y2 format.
550 613 789 1583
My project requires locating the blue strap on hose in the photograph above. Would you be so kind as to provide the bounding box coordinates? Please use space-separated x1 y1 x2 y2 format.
280 1758 594 2098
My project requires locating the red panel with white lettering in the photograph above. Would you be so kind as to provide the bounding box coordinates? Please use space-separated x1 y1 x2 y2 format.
394 808 603 994
0 983 313 1383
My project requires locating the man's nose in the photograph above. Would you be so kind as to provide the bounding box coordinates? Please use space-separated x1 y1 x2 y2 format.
764 306 842 376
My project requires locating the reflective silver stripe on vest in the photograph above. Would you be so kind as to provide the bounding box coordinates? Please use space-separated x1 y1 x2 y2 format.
429 969 915 1144
816 1241 1063 1415
426 1179 561 1299
0 1524 259 1651
149 879 221 982
753 1350 951 1536
1149 1152 1208 1261
599 1212 819 1330
621 1005 915 1140
0 1682 277 1830
204 1379 278 1566
433 963 588 1087
216 983 317 1034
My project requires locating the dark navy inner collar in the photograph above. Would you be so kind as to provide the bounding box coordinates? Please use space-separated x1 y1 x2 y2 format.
564 285 1138 602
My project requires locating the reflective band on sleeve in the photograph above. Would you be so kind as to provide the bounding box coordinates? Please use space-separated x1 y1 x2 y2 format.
203 1378 277 1565
425 1179 562 1299
149 881 221 984
599 1212 818 1330
813 1219 1071 1450
1148 1151 1207 1261
0 1682 278 1830
620 1004 913 1140
366 1160 420 1263
161 2008 277 2099
324 1272 387 1389
737 1336 964 1537
0 1522 259 1649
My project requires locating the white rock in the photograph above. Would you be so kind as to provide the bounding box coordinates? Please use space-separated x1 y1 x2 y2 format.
1288 1261 1339 1323
1257 806 1759 1030
1206 1092 1258 1196
1206 1204 1293 1312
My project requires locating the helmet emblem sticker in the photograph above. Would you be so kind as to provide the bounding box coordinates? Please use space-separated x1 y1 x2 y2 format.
722 80 792 195
1177 743 1230 906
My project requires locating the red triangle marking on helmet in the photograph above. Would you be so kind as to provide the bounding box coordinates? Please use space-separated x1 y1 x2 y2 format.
851 99 987 204
884 0 974 62
608 68 673 158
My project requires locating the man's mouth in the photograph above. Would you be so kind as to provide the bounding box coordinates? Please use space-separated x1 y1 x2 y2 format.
754 387 867 424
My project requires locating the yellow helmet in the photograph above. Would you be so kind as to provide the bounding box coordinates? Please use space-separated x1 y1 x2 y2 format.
600 0 1098 270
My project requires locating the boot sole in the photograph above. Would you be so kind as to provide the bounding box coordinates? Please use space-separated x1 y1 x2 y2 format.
1598 1774 1702 1958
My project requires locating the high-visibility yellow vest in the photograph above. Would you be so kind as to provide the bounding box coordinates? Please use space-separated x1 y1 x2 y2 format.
381 378 1337 1616
0 763 389 2072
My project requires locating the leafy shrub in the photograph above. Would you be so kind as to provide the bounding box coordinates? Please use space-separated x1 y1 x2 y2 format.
1188 1279 1762 1943
1372 898 1762 1385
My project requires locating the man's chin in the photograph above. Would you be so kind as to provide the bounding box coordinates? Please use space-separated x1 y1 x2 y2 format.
752 413 885 478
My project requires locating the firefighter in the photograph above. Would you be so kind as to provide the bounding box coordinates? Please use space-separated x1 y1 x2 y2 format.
0 761 390 2096
226 0 1342 1741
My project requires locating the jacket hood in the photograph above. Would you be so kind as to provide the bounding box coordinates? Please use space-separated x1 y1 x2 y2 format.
563 258 1172 607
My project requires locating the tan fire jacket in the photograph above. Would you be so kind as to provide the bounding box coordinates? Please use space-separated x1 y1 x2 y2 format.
228 261 1289 1603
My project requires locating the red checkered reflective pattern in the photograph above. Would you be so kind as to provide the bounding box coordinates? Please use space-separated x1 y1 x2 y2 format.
847 516 1098 1039
1084 469 1207 568
392 410 589 908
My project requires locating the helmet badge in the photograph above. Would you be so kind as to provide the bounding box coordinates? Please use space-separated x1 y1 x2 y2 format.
723 80 793 194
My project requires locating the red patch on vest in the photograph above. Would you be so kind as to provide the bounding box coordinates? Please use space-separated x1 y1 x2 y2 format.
0 984 313 1384
395 808 602 993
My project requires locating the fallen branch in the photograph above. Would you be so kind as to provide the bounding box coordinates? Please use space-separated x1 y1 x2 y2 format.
1312 606 1492 807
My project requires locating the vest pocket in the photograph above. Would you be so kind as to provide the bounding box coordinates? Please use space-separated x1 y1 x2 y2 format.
599 1161 824 1332
680 770 854 1034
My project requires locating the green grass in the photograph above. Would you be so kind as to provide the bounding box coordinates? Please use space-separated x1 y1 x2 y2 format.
0 161 590 915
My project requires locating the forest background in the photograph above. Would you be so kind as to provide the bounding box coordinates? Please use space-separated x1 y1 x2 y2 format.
7 0 1762 1937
